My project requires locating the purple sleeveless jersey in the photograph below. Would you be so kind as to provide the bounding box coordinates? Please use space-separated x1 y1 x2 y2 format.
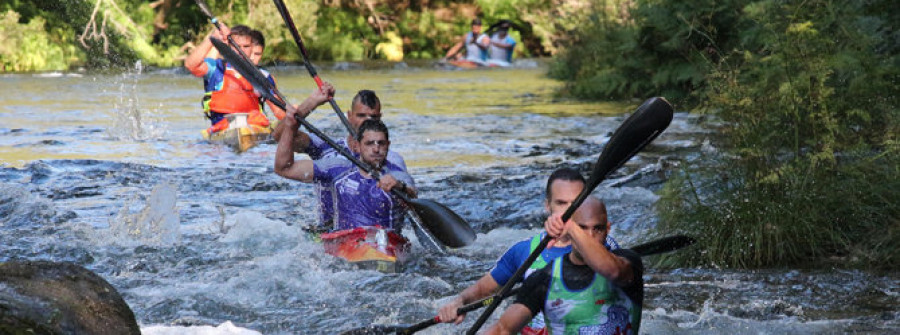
305 133 409 227
313 155 415 231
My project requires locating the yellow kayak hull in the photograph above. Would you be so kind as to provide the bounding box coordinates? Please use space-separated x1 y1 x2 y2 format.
204 125 273 153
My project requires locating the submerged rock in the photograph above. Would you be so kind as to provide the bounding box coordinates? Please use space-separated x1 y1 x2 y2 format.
0 260 140 335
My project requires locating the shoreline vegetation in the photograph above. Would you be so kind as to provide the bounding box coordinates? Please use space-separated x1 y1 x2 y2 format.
2 0 897 271
549 0 898 271
0 0 588 72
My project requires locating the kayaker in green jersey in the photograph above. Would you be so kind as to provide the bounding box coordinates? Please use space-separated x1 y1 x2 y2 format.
437 168 619 334
485 196 644 335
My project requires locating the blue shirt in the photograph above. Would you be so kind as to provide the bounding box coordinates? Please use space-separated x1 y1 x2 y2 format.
489 233 619 285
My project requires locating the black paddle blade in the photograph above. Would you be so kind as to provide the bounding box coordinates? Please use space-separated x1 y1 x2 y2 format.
339 324 409 335
631 235 696 256
558 97 674 223
406 198 476 248
209 37 286 110
588 97 674 190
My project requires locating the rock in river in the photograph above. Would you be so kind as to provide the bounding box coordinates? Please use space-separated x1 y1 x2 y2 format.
0 260 140 335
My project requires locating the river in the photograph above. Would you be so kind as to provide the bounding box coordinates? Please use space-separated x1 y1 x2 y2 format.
0 61 897 334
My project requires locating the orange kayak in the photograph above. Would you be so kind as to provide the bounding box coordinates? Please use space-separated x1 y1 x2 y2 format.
320 226 411 273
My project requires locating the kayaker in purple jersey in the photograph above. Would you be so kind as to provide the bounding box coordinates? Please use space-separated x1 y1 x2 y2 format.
275 94 417 230
273 87 409 229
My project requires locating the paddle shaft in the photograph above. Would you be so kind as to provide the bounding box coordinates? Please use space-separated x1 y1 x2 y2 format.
271 0 355 138
399 287 522 335
631 235 696 256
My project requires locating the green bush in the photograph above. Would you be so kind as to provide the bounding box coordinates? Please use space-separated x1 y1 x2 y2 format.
0 0 595 69
550 0 748 104
653 0 899 270
0 10 70 72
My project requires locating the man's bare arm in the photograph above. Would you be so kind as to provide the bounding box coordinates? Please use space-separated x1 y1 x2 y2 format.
273 113 315 182
185 26 228 76
437 274 500 324
568 222 634 286
484 304 533 335
272 117 312 153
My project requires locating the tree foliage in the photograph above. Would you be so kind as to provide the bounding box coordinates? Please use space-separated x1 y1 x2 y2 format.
651 0 899 269
0 0 597 71
550 0 748 104
0 10 72 71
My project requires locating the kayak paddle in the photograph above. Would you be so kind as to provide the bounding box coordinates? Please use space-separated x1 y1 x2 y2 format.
465 97 675 334
271 0 355 138
211 37 477 248
340 234 695 335
193 0 252 64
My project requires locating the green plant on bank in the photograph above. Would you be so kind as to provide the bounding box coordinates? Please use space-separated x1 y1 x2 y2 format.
0 10 72 72
246 0 318 62
550 0 750 105
653 0 899 270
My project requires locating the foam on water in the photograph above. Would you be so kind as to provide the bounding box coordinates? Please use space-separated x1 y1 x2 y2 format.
142 321 261 335
0 182 58 228
218 211 304 256
642 306 861 334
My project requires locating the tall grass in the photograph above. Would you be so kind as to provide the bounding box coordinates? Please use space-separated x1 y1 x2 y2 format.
648 0 900 270
656 151 899 270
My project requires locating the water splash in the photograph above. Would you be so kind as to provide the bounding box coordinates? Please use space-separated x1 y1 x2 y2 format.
109 60 163 141
108 182 180 246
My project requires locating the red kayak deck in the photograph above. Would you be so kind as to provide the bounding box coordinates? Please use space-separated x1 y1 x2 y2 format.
447 59 483 69
320 226 411 273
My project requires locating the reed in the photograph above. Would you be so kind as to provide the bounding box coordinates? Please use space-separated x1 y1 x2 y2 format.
655 150 900 270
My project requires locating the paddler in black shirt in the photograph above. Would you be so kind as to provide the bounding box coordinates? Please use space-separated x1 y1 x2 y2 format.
484 196 643 335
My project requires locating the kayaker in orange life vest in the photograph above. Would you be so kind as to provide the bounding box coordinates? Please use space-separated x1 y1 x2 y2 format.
184 24 285 137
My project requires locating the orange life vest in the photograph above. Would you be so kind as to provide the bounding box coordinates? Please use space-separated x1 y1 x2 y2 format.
208 66 260 114
208 66 269 127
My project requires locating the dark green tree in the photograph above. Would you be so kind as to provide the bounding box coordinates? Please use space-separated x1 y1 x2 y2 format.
654 0 899 269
